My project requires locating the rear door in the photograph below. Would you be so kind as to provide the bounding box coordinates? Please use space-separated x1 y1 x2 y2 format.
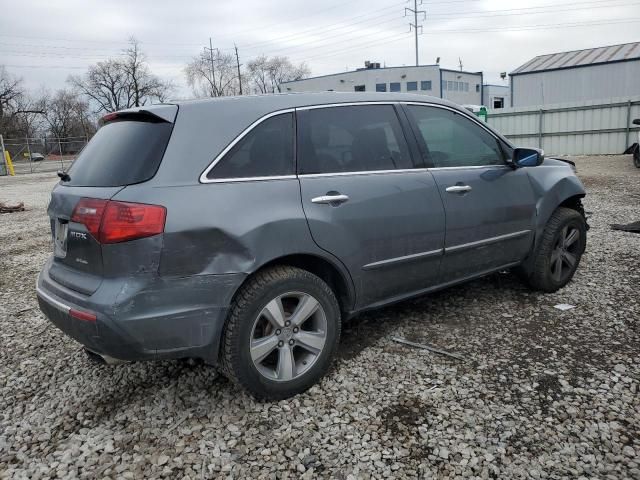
297 103 446 307
404 104 536 283
47 108 176 294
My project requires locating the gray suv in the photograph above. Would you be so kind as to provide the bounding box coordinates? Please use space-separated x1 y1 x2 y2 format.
36 93 587 400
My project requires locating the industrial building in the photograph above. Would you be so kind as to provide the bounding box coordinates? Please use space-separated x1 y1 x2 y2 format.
482 84 509 109
509 41 640 107
281 62 483 106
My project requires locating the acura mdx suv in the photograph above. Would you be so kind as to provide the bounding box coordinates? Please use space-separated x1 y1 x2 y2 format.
37 93 587 400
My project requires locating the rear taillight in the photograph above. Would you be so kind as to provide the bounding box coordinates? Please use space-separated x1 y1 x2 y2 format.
70 198 107 239
71 198 166 244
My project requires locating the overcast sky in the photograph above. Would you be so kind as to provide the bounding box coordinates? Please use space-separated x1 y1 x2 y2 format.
2 0 639 97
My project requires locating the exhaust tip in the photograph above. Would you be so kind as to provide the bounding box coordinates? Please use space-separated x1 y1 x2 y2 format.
83 348 129 365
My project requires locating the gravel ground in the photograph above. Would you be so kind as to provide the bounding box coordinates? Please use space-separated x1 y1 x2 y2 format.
1 156 638 479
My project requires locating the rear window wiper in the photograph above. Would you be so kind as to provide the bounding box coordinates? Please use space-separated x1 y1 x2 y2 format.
57 170 71 182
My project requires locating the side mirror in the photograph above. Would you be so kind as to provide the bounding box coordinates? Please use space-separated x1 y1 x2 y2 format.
512 147 544 167
633 118 640 126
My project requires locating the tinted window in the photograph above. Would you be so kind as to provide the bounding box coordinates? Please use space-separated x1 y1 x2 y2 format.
390 82 401 92
407 81 417 91
421 80 432 91
66 120 172 187
299 105 413 174
407 106 504 168
376 83 387 92
208 113 294 179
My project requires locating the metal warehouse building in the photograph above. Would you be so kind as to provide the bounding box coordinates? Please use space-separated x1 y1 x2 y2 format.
510 41 640 107
281 62 483 106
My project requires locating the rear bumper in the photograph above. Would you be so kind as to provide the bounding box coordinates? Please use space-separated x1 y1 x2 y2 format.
36 257 246 364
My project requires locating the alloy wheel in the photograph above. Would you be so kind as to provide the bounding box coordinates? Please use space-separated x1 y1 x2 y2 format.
250 292 327 382
550 225 581 283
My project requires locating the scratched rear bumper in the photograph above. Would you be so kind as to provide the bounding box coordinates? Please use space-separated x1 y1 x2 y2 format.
36 256 246 364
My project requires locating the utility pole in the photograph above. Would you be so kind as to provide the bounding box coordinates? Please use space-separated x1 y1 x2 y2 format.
204 38 217 97
234 44 243 95
405 0 426 66
459 57 463 71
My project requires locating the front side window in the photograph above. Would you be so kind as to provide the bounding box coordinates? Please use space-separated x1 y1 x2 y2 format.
421 80 432 91
376 83 387 92
407 106 505 168
207 113 294 179
390 82 401 92
299 105 413 174
406 81 417 91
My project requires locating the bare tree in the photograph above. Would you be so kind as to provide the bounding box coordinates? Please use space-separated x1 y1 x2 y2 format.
246 56 271 94
122 38 173 106
0 66 24 119
246 56 310 94
42 89 94 139
185 49 238 98
267 56 310 93
0 66 28 136
69 38 173 114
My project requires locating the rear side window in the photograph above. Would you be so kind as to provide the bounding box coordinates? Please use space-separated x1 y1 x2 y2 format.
298 105 412 174
207 113 294 180
66 120 172 187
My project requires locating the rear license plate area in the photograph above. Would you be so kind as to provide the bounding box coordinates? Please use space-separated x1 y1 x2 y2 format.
53 219 68 258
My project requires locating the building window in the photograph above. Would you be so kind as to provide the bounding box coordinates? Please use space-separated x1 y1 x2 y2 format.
493 97 504 109
454 82 459 91
354 85 366 92
448 81 454 90
406 81 417 91
390 82 401 92
442 80 447 91
475 84 480 92
464 83 469 92
421 80 432 91
376 83 386 92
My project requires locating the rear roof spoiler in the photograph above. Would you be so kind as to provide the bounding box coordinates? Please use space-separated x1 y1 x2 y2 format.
100 104 178 126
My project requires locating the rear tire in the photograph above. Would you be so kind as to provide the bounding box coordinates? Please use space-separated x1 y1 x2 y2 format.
524 207 587 293
221 266 341 400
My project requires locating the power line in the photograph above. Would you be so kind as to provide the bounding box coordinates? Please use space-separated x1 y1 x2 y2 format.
1 0 634 61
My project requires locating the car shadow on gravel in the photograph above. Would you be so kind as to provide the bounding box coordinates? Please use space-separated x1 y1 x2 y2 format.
337 271 529 364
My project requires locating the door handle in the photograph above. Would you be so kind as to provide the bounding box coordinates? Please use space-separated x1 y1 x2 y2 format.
311 194 350 205
445 185 472 194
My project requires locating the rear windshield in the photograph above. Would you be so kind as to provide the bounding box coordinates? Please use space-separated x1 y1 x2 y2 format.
65 120 173 187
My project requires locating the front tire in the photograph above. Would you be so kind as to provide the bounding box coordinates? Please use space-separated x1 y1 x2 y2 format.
525 207 587 293
221 266 341 400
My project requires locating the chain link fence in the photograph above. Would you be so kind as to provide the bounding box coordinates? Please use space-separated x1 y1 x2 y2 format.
0 135 88 176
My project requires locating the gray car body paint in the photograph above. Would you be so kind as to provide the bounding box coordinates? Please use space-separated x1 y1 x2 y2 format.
37 92 586 365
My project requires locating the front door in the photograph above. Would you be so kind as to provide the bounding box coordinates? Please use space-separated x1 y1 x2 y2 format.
297 104 446 307
404 104 537 283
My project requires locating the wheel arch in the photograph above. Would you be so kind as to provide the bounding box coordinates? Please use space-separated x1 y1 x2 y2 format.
224 252 356 321
519 176 586 277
